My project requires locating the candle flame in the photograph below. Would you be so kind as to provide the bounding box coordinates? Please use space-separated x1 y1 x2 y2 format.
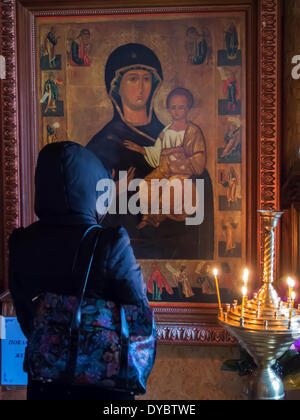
243 268 249 285
288 277 295 288
213 268 218 277
287 277 295 287
242 286 247 297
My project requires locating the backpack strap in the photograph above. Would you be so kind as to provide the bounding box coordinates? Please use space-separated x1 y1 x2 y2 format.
66 224 103 382
71 224 102 273
71 225 103 330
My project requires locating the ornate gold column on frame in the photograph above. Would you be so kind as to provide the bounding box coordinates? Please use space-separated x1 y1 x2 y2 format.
219 211 300 400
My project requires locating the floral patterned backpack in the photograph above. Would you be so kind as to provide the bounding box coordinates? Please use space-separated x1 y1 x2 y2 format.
26 225 156 395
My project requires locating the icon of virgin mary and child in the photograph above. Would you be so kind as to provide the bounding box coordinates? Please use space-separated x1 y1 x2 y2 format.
87 43 214 260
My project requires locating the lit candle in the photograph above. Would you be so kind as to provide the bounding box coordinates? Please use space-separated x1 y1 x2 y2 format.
213 268 222 312
289 291 296 328
240 269 249 320
241 285 247 319
243 268 249 286
287 277 295 301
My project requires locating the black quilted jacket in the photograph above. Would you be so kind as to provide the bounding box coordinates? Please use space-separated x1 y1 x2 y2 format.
8 142 148 339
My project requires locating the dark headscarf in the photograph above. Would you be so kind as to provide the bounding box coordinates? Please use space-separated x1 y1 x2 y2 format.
34 141 113 226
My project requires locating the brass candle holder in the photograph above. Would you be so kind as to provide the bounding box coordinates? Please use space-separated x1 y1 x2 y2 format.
219 210 300 400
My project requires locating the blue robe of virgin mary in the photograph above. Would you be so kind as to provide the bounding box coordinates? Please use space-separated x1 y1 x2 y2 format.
87 43 214 260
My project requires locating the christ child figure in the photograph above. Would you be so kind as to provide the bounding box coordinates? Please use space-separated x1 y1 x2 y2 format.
124 87 207 230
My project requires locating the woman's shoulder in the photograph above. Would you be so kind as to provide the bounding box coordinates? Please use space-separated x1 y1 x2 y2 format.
8 227 25 250
8 223 41 250
102 225 130 247
100 225 135 268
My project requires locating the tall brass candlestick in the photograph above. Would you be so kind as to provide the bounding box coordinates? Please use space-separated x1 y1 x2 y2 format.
213 268 222 312
289 292 296 329
241 269 249 318
219 210 300 401
241 286 247 318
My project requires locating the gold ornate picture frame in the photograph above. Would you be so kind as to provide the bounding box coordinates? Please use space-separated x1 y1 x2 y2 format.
0 0 282 345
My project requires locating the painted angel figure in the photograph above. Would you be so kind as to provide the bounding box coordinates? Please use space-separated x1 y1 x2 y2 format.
147 263 173 301
70 29 91 66
220 167 238 204
225 23 239 60
221 117 241 158
40 73 63 114
43 27 60 69
166 263 195 299
202 26 213 65
185 26 208 65
46 125 57 144
222 218 238 256
46 122 60 144
194 262 215 295
223 72 239 113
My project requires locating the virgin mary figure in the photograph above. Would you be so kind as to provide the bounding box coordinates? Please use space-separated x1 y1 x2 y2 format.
86 43 214 260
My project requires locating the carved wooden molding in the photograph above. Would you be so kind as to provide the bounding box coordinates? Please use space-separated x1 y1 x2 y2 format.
0 0 20 291
152 305 237 345
156 325 236 345
257 0 282 280
0 291 16 317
